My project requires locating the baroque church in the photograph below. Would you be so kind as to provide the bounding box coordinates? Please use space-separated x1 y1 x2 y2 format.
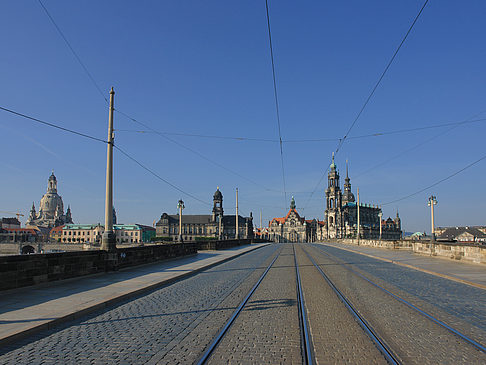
156 188 254 241
26 172 73 229
323 155 401 239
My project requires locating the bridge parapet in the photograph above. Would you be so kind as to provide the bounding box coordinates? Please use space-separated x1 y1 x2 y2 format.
0 243 197 291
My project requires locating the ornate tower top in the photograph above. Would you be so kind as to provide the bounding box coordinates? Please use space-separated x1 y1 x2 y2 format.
330 152 336 170
290 196 296 210
212 187 223 218
342 160 355 204
47 172 57 193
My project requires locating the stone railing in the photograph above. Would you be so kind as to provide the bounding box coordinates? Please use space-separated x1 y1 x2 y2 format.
412 241 486 264
323 238 486 265
196 238 256 250
334 238 412 250
0 243 197 291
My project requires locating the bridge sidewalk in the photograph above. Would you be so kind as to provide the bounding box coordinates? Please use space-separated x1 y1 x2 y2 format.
0 243 268 347
317 242 486 289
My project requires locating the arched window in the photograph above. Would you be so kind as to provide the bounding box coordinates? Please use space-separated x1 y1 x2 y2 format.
329 216 334 225
330 198 334 209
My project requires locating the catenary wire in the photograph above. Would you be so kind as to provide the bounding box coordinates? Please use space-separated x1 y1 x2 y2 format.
114 116 486 143
0 105 107 143
265 0 287 204
334 0 429 155
37 0 108 103
113 144 210 206
381 153 486 206
37 0 281 197
304 0 429 210
354 110 486 180
114 109 281 193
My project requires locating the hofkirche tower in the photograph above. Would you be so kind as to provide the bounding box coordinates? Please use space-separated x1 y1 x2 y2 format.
26 172 73 229
325 153 343 237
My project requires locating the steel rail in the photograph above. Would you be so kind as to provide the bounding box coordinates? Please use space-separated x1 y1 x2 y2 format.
196 249 281 365
292 244 315 365
303 247 400 365
313 244 486 354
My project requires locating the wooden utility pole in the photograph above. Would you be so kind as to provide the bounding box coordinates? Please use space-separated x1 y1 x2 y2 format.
101 87 116 252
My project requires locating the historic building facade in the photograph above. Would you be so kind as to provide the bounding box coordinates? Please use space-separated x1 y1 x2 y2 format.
26 172 73 229
155 188 254 241
322 155 402 240
51 224 155 244
268 197 316 243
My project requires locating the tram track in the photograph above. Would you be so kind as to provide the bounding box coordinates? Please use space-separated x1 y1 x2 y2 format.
311 243 486 355
300 245 400 364
303 243 486 363
197 244 315 364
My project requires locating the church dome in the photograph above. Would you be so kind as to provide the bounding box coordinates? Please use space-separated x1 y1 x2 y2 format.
343 191 355 204
40 192 64 219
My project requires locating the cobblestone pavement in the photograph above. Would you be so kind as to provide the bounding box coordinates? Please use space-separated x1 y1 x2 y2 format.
207 244 302 364
0 245 278 364
313 243 486 344
295 245 387 364
307 244 486 364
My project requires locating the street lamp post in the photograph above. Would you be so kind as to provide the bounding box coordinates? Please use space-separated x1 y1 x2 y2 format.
428 195 438 240
177 199 184 243
378 210 383 241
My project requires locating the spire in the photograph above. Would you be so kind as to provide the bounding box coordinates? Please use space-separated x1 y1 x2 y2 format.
66 205 73 224
346 159 349 179
330 152 336 169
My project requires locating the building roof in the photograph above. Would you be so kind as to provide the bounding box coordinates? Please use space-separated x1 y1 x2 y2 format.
50 225 65 233
269 209 304 226
3 227 38 234
63 223 148 231
1 217 21 225
438 226 486 241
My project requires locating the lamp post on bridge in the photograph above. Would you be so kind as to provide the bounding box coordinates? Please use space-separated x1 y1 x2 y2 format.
178 199 184 243
378 210 383 241
428 195 438 241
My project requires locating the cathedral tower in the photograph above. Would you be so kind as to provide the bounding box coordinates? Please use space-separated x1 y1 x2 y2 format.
212 187 223 222
325 153 343 238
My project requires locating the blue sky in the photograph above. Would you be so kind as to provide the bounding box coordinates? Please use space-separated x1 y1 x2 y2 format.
1 1 485 233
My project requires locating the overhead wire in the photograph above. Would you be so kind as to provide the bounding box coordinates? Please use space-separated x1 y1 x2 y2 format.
0 105 107 143
265 0 287 204
37 0 108 103
354 110 486 180
381 153 486 206
37 0 282 199
113 144 210 206
303 0 429 210
334 0 429 155
114 116 486 143
114 109 281 193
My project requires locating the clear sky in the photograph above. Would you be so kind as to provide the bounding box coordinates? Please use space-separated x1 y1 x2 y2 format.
1 1 485 233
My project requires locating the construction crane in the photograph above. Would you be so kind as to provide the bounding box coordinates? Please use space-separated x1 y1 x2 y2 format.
0 210 25 221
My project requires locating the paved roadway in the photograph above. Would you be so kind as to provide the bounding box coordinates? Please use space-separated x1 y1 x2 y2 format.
0 242 485 364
